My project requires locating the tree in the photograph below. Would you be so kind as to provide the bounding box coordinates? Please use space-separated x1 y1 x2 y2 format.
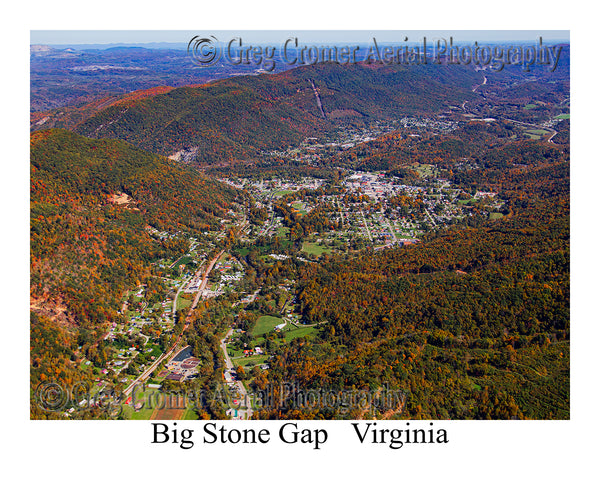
235 366 246 381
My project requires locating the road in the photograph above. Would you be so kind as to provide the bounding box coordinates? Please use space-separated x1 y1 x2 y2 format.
384 216 398 243
220 329 253 419
336 197 344 227
190 250 224 309
360 209 373 242
461 74 487 112
461 75 559 145
472 75 487 92
171 260 204 323
425 208 437 227
546 129 558 143
123 249 224 397
257 193 275 237
309 79 326 119
503 118 557 144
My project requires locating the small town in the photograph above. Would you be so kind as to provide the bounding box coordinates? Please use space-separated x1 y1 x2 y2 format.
75 138 506 419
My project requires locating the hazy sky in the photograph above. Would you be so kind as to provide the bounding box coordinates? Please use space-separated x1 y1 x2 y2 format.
31 30 570 46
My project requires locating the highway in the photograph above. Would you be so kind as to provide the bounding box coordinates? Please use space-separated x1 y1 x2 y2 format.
123 250 224 397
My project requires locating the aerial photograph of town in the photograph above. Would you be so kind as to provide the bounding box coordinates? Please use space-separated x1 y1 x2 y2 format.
29 28 571 426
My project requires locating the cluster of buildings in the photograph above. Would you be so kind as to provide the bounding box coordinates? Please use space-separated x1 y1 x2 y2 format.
160 348 201 382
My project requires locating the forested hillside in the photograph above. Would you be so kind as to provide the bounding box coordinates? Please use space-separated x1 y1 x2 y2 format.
30 129 240 400
31 128 240 322
30 51 570 420
254 131 569 420
73 62 480 163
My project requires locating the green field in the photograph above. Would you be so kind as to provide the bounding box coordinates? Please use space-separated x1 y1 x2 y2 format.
147 343 163 357
412 164 436 177
489 212 504 220
176 295 192 310
527 129 550 135
227 344 245 358
276 226 290 238
524 104 537 110
302 241 331 256
253 315 284 336
122 392 157 420
274 189 296 197
233 354 270 368
283 325 319 341
524 129 550 140
291 201 307 215
183 407 200 420
172 255 193 268
555 114 570 120
130 406 155 420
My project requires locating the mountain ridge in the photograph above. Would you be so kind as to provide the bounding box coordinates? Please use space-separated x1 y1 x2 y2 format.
36 61 481 165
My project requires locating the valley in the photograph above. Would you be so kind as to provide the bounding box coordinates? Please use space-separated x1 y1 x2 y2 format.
30 44 570 421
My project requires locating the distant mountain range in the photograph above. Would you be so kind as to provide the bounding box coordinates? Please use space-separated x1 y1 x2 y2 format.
36 61 482 165
30 43 293 112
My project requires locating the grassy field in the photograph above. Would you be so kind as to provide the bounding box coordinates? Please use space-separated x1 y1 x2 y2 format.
227 344 245 358
253 315 284 336
525 129 550 140
412 163 436 177
276 226 290 238
291 201 307 215
131 408 155 420
233 354 270 368
302 241 331 256
274 189 296 197
524 104 537 110
172 255 193 268
129 404 155 420
489 212 504 220
555 114 570 119
527 129 550 135
183 407 200 420
283 325 319 341
176 295 192 310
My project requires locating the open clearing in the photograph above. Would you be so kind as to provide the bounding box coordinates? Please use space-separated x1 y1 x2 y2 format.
283 325 319 341
253 315 284 336
273 189 296 197
302 241 331 256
